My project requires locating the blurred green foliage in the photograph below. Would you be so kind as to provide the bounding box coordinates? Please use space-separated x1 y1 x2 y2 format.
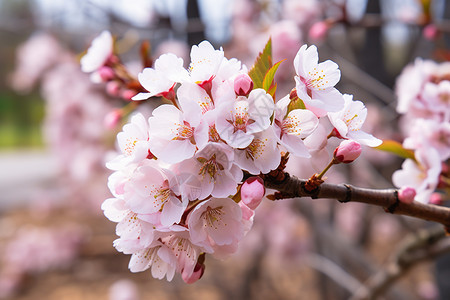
0 91 45 148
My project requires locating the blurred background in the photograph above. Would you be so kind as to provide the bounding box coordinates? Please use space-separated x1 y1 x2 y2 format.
0 0 449 299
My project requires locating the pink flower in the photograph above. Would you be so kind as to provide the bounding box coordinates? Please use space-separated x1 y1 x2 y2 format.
328 94 382 147
181 255 205 284
132 53 189 100
392 148 442 203
234 73 253 96
215 89 275 148
294 44 344 116
308 21 329 41
106 113 151 169
123 160 188 227
273 95 319 157
81 31 113 73
234 127 281 174
188 197 244 253
398 186 416 204
173 143 242 200
128 243 177 281
188 41 224 83
148 104 208 164
333 140 362 163
240 177 265 210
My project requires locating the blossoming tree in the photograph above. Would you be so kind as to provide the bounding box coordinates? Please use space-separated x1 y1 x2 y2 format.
80 30 450 288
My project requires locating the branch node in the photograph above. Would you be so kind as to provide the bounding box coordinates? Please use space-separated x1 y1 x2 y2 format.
301 181 320 199
384 190 400 214
339 184 352 203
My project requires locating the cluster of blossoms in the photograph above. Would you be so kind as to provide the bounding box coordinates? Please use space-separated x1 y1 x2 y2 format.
393 59 450 204
82 31 381 282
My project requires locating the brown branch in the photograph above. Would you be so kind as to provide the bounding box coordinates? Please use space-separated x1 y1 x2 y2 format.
350 226 450 300
263 172 450 231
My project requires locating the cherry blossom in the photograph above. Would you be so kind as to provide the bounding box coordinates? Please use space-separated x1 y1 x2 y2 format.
132 53 189 101
234 127 281 174
274 95 319 157
328 94 382 147
123 160 188 227
148 105 208 164
188 40 225 84
173 143 242 200
215 88 275 148
392 148 442 203
294 44 344 116
80 30 113 73
128 242 177 281
188 197 244 254
106 113 151 169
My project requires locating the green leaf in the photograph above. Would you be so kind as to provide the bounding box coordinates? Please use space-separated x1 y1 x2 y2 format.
262 60 284 98
375 140 415 160
248 38 272 89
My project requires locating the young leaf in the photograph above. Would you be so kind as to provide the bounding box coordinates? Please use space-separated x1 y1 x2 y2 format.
262 60 284 98
248 38 272 89
375 140 415 160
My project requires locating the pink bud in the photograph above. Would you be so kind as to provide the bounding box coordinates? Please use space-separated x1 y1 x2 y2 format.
182 256 205 284
98 66 115 82
398 186 416 204
333 140 362 163
234 73 254 96
308 21 329 41
121 89 137 101
430 193 442 205
423 24 440 40
104 109 122 129
241 177 265 210
106 81 121 97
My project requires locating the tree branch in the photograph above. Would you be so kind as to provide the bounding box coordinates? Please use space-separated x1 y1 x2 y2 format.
349 226 450 300
263 172 450 231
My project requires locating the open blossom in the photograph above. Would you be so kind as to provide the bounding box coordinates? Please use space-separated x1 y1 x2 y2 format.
188 197 244 254
132 53 189 100
215 89 275 148
123 160 188 227
81 30 113 73
188 40 225 83
392 148 442 203
328 94 382 147
403 119 450 161
274 95 319 157
234 127 281 174
128 242 177 281
294 44 344 116
174 143 242 200
107 113 151 169
148 105 208 164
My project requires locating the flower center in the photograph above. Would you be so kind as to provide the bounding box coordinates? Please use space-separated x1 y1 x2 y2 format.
174 121 194 140
227 101 255 133
197 154 224 181
245 138 267 161
281 115 302 136
202 206 224 229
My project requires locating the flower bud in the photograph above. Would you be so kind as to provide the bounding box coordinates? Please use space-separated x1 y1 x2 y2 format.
241 176 265 210
234 73 253 96
104 109 122 129
423 24 440 41
398 186 416 204
333 140 362 163
98 66 115 82
430 193 443 205
106 81 121 97
121 89 137 101
309 21 329 41
182 254 205 284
